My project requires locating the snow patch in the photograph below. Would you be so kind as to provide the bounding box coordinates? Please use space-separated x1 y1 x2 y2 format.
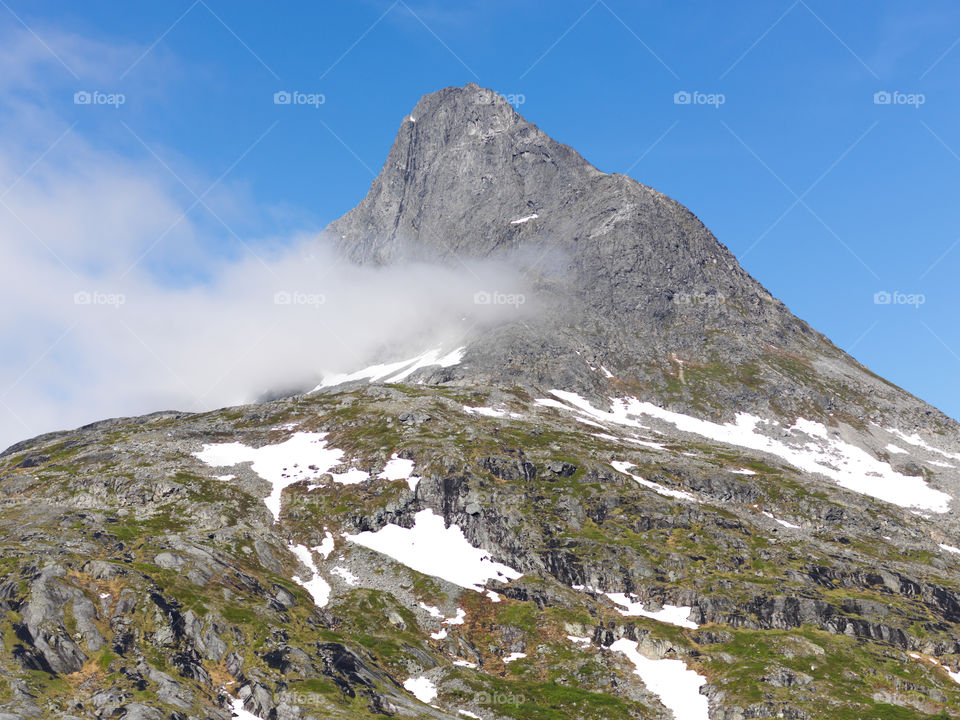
510 213 539 224
231 697 262 720
939 543 960 555
453 659 477 668
444 608 467 625
332 566 359 585
730 468 756 476
611 461 699 503
378 454 420 491
605 592 699 629
567 635 592 645
459 711 481 719
610 638 709 720
908 653 960 686
760 511 801 530
314 347 464 390
420 602 443 618
503 652 526 663
543 392 952 513
288 544 331 608
463 405 522 419
403 676 437 703
194 432 368 521
888 428 960 462
315 530 335 559
885 444 909 455
591 433 665 451
346 509 522 592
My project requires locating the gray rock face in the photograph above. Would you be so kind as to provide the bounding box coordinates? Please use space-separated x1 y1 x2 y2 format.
325 83 956 433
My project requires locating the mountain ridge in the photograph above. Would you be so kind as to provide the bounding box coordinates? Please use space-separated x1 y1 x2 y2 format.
322 83 956 436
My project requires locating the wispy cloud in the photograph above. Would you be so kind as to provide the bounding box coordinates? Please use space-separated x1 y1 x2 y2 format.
0 25 533 451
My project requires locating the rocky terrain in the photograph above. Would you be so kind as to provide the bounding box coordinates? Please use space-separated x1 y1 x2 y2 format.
1 85 960 719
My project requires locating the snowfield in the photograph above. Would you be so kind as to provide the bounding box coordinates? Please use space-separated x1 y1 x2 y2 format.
610 639 709 720
542 391 953 513
314 347 465 390
194 432 368 520
605 592 699 629
346 509 522 591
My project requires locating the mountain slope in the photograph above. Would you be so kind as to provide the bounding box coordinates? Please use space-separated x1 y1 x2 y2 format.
2 86 960 720
327 83 955 434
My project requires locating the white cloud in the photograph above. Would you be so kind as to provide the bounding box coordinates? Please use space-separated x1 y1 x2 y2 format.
0 27 534 451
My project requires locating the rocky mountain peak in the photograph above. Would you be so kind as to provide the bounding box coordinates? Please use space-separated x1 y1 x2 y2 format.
329 83 598 263
327 84 782 347
324 85 953 433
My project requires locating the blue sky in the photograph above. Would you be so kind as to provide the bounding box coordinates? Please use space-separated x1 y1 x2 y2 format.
1 0 959 443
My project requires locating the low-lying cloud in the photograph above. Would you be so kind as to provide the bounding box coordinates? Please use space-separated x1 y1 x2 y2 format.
1 217 535 451
0 27 535 450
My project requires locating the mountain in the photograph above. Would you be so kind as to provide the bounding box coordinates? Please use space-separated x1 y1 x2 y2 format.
2 85 960 720
327 84 952 432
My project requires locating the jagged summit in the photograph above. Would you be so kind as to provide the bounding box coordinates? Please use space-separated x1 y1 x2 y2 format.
4 85 960 720
328 82 769 320
324 85 951 432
